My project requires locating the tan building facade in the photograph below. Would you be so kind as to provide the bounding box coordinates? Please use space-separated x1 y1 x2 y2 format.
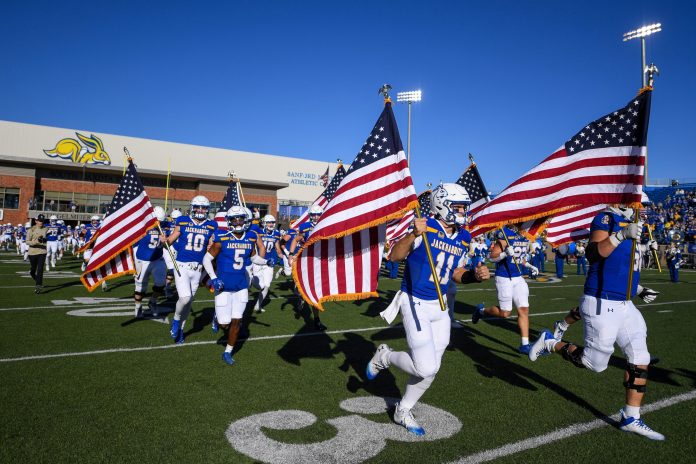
0 121 339 225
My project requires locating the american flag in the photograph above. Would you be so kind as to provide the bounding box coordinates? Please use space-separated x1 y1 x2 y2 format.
469 89 651 231
290 164 346 230
80 160 157 291
214 178 244 231
518 204 607 246
293 101 418 310
319 166 330 187
385 189 431 249
456 162 491 216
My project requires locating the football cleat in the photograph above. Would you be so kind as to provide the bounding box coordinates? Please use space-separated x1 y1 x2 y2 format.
553 320 567 340
529 330 554 361
222 352 235 366
366 344 392 380
619 409 665 441
393 402 425 436
314 320 327 331
34 285 42 294
211 316 219 333
471 303 484 324
518 343 532 355
175 329 185 345
170 319 181 340
135 307 143 319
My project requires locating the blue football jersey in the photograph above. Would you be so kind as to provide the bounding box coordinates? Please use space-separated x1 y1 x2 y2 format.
401 217 470 300
584 211 640 301
283 229 298 252
135 228 164 261
46 224 65 242
214 230 255 291
259 229 281 261
173 216 217 264
495 227 528 278
298 221 314 242
84 225 99 242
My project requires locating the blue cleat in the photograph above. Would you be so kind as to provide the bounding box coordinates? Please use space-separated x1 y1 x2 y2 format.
393 402 425 436
222 352 235 365
518 343 531 355
175 328 185 345
211 316 219 334
471 303 484 324
170 319 181 339
366 344 392 380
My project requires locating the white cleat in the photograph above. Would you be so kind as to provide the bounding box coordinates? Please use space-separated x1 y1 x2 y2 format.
553 320 567 340
393 402 425 436
366 344 392 380
529 330 553 362
619 409 665 441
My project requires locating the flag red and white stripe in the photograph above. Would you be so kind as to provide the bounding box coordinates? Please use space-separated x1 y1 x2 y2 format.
518 204 607 246
80 161 157 291
293 102 418 310
290 165 346 230
469 90 651 231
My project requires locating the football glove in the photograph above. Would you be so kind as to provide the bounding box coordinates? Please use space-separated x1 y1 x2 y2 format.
637 286 659 303
266 257 276 266
210 278 224 292
615 222 644 242
648 240 658 251
527 264 539 277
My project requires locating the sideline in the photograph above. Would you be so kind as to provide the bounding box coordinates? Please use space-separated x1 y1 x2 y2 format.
450 390 696 464
1 300 693 363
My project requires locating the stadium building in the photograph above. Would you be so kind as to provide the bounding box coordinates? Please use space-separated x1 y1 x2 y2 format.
0 120 338 225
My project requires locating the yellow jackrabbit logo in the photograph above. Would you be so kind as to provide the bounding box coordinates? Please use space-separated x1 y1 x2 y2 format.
44 133 111 165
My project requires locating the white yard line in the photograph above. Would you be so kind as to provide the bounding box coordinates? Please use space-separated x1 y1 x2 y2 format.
1 300 693 363
450 390 696 464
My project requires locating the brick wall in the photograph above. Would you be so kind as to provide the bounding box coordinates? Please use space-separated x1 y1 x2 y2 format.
0 175 35 224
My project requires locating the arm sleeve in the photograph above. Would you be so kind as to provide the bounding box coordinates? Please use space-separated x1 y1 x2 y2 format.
203 252 217 280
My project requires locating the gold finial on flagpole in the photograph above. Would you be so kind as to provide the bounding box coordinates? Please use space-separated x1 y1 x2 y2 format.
378 84 392 103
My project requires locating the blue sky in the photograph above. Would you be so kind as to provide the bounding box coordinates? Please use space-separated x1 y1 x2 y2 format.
1 0 694 192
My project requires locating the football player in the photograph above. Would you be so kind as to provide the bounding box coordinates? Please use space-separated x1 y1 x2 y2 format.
133 206 167 318
45 215 64 270
528 204 664 440
277 227 298 279
165 196 217 344
471 225 539 353
366 183 490 436
288 205 327 331
251 214 283 313
203 206 267 365
56 220 66 260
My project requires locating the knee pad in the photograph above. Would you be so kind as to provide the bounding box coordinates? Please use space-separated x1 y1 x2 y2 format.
623 363 648 393
569 306 581 321
560 344 586 368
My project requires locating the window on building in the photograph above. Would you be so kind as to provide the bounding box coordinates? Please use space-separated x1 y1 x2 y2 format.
0 188 20 209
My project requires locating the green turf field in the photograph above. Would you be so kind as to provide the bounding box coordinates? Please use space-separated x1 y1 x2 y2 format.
1 250 695 463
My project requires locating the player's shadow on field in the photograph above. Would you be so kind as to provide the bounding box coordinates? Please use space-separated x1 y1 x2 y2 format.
450 327 611 421
41 280 83 293
333 332 401 398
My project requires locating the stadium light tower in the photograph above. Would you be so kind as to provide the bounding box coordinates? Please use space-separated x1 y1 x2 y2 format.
623 23 661 87
396 90 422 165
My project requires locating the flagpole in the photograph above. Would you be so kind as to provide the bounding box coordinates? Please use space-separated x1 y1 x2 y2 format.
498 227 522 275
157 221 181 277
414 205 447 312
164 158 171 212
646 223 661 272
